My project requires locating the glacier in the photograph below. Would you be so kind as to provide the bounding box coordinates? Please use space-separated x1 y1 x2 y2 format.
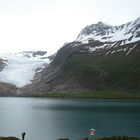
0 53 49 87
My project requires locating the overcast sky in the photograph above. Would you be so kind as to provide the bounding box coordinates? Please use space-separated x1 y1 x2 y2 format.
0 0 140 54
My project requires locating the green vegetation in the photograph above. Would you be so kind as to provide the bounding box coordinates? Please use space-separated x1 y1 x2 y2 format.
97 136 139 140
38 90 140 99
61 50 140 92
82 136 140 140
57 136 140 140
35 49 140 99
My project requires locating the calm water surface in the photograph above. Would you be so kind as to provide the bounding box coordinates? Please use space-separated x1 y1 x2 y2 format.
0 97 140 140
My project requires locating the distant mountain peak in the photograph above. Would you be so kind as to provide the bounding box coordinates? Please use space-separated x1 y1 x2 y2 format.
76 17 140 44
96 21 112 27
133 16 140 24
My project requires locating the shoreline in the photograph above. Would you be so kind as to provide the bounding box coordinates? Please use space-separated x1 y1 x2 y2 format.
0 90 140 100
0 96 140 101
0 136 140 140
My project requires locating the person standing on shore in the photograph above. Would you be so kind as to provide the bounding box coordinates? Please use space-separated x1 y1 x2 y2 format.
22 132 26 140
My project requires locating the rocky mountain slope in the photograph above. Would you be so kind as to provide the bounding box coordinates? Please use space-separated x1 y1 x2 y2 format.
0 58 17 96
20 17 140 96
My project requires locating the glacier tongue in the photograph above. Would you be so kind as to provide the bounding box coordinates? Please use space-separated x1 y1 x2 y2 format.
0 53 49 87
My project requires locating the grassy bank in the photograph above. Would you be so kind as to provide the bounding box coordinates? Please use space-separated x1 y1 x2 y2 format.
81 136 140 140
37 90 140 99
58 136 140 140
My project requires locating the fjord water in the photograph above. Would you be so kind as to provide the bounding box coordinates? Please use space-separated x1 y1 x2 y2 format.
0 98 140 140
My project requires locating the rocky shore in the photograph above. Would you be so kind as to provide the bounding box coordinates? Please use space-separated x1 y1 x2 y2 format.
0 137 19 140
0 136 139 140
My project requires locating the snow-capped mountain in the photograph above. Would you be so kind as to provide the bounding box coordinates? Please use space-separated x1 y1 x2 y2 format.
0 51 50 88
1 17 140 96
20 17 140 95
76 17 140 44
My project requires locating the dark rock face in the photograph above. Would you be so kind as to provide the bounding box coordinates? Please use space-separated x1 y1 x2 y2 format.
21 51 47 58
31 51 47 57
19 42 90 95
0 82 17 96
77 22 112 37
0 58 7 71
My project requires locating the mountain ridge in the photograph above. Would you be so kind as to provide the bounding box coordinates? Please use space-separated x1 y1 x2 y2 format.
0 17 140 96
19 17 140 96
76 17 140 44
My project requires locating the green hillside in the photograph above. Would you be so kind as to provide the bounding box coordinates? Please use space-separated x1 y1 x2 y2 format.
61 47 140 92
